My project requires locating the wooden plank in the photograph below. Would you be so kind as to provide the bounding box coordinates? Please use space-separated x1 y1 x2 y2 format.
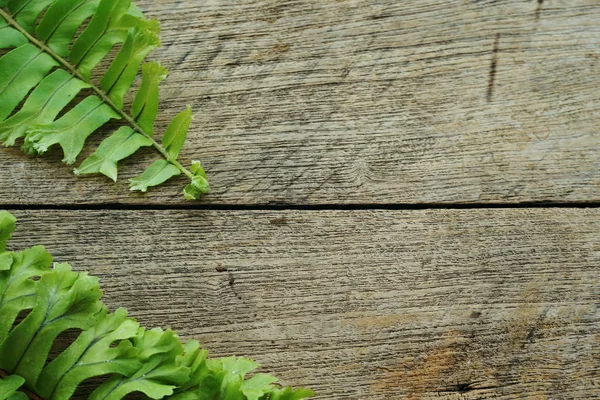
6 209 600 398
1 0 599 205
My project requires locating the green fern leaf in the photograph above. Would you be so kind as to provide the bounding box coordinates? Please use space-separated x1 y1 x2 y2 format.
240 374 280 400
36 0 99 58
101 25 160 110
0 212 314 398
129 159 182 193
162 106 193 160
0 70 90 147
3 0 56 33
0 375 27 400
69 0 150 80
0 245 53 341
37 307 141 400
169 352 313 400
73 126 153 181
0 18 26 48
0 263 104 385
0 44 58 121
0 211 16 252
25 96 120 164
90 328 190 399
171 340 208 392
0 0 209 199
268 387 316 400
133 62 168 135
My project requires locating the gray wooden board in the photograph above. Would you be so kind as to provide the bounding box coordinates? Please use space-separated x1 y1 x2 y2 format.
5 209 600 399
1 0 599 205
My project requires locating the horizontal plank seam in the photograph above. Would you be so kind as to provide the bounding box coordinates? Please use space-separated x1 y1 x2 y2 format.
2 202 600 211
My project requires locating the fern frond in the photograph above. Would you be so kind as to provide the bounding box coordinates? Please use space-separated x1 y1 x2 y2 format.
0 211 314 400
0 0 209 199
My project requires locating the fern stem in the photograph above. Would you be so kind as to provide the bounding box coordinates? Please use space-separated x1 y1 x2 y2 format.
0 368 43 400
0 8 194 181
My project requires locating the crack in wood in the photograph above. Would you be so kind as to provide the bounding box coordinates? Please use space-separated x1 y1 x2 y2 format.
487 33 501 103
536 0 544 21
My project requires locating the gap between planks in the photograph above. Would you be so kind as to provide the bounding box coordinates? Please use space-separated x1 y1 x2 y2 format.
2 202 600 212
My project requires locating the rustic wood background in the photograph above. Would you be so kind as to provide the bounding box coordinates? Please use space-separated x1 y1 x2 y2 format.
2 0 599 399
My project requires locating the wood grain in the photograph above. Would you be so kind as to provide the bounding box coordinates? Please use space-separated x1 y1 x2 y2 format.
6 209 600 399
1 0 599 205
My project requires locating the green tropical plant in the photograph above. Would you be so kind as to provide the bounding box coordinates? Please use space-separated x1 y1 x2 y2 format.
0 211 314 400
0 0 209 200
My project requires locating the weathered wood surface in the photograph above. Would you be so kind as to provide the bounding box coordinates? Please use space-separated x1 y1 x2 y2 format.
7 209 600 399
1 0 600 205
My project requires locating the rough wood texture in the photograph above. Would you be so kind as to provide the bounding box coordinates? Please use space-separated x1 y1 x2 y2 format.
6 209 600 399
1 0 599 205
2 1 599 398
